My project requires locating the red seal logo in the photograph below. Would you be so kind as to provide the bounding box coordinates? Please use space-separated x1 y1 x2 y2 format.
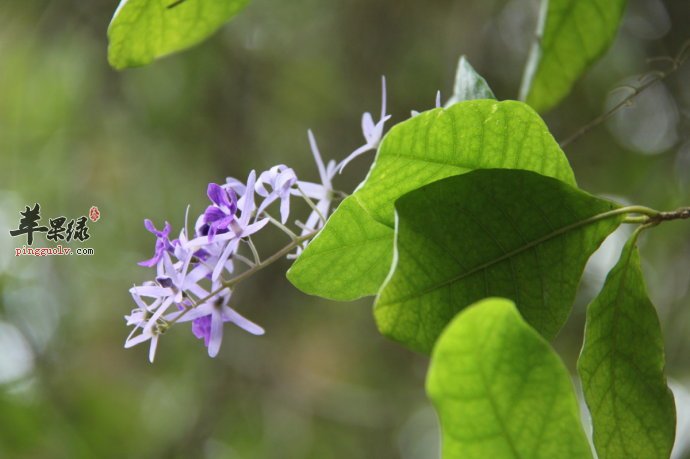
89 206 101 222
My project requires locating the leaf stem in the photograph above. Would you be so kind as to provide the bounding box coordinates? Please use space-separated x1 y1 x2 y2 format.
263 212 297 239
623 216 648 224
651 207 690 223
246 237 261 265
224 231 317 288
624 206 690 226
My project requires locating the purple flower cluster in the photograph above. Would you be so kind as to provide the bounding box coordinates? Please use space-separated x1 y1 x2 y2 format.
125 77 398 362
125 147 345 361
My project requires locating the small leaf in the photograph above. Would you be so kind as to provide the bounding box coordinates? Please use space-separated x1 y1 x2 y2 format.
445 55 495 107
577 237 676 459
427 298 593 459
108 0 251 69
287 100 576 301
375 169 623 353
519 0 627 112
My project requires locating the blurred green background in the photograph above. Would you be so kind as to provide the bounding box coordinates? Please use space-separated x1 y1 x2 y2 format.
0 0 689 458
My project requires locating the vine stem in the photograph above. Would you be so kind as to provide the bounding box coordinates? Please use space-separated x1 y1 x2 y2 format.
167 231 318 326
560 42 689 149
225 231 317 288
264 212 298 239
647 207 690 223
296 185 327 224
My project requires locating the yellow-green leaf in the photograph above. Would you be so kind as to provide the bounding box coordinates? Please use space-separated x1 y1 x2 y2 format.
287 100 576 301
578 237 676 459
520 0 627 112
375 169 623 353
427 298 593 459
108 0 250 69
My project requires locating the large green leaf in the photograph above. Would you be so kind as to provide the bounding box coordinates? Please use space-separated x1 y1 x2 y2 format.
519 0 627 113
375 169 623 353
577 237 676 459
427 298 593 459
108 0 250 69
287 100 576 301
444 55 495 107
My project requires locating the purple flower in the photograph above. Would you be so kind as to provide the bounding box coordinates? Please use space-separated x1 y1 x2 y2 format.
337 76 392 173
154 248 210 303
191 315 213 346
206 171 269 280
138 220 172 268
171 283 264 357
203 183 238 240
185 171 269 281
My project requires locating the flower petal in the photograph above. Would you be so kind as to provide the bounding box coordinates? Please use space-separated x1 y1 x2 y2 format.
204 206 226 224
207 183 227 207
124 328 152 348
361 112 375 141
224 306 265 335
129 285 173 298
148 335 159 363
143 219 156 234
207 309 224 357
138 255 160 268
293 181 327 200
212 238 239 281
307 130 329 187
380 75 388 120
241 218 270 237
280 195 291 223
336 144 374 174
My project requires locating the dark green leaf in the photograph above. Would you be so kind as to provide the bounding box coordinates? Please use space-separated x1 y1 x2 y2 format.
578 237 676 459
427 298 593 459
519 0 627 112
375 169 623 353
445 55 495 106
287 100 576 301
108 0 250 69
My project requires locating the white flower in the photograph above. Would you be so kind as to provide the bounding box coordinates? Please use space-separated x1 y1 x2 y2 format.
255 165 298 223
288 130 338 259
337 76 391 173
124 285 176 362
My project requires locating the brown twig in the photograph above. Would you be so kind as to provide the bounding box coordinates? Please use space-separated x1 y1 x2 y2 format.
560 41 690 149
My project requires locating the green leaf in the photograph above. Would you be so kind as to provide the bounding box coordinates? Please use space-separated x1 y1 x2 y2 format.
444 55 495 107
287 100 576 301
577 237 676 459
519 0 627 112
108 0 250 69
427 298 593 459
375 169 623 353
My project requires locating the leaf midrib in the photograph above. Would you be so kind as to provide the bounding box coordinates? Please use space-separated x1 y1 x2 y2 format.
380 206 628 306
476 324 524 459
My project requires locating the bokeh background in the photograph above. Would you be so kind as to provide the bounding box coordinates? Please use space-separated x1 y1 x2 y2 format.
0 0 689 457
